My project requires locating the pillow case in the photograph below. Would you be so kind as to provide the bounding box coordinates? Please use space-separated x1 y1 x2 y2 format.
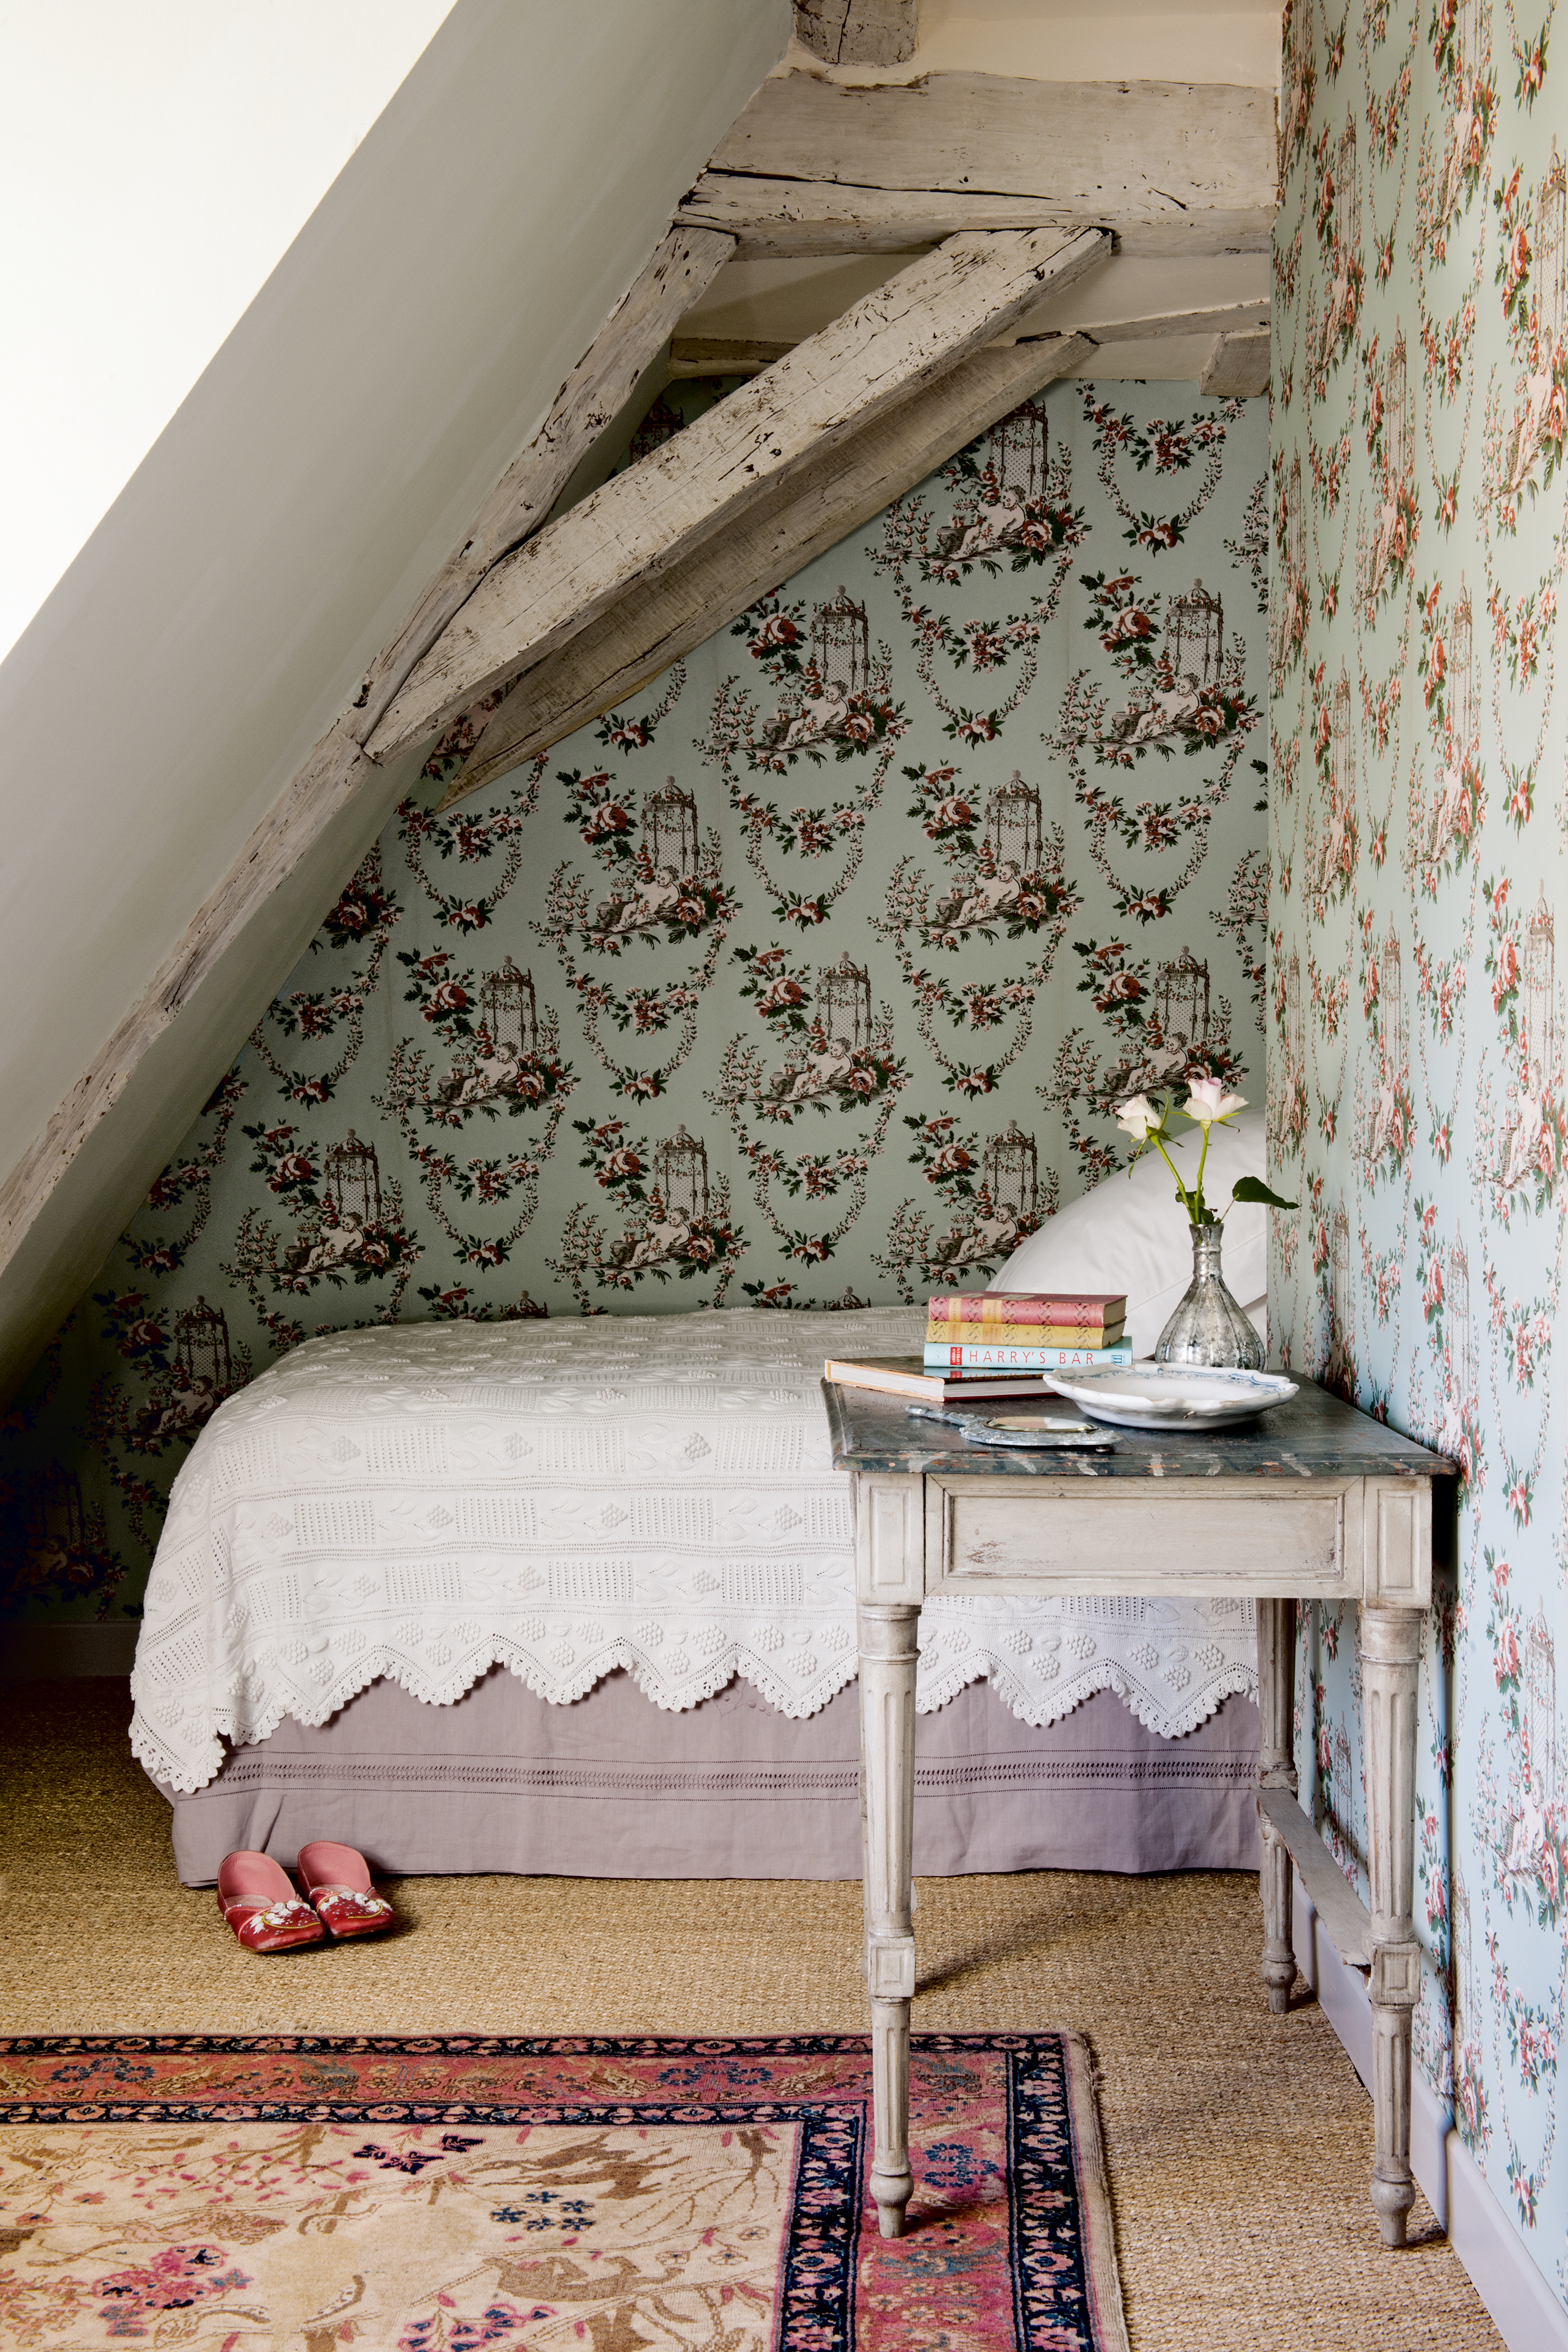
988 1108 1269 1360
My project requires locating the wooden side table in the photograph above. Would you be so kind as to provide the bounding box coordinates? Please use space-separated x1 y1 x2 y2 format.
825 1378 1456 2247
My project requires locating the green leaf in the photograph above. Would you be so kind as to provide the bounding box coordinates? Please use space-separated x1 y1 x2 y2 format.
1230 1176 1299 1210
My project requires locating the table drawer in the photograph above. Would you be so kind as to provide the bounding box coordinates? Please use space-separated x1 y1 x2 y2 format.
926 1475 1354 1597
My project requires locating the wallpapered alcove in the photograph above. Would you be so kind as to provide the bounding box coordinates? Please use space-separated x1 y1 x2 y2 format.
4 376 1268 1610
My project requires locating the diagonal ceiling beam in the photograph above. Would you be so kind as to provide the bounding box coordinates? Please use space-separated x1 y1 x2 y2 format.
367 223 1109 766
437 331 1095 806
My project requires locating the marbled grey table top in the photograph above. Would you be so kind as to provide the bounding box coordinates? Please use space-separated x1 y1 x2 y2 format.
823 1376 1458 1482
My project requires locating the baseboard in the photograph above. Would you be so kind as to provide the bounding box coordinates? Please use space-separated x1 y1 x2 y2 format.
1292 1870 1568 2351
0 1621 138 1679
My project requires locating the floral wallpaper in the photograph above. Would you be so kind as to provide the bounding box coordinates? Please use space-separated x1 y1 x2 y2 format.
1271 0 1567 2300
1 377 1266 1629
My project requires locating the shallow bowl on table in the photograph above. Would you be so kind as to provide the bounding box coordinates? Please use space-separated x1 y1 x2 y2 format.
1045 1362 1300 1431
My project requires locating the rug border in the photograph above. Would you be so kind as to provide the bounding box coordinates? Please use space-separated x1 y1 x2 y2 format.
1059 2028 1132 2352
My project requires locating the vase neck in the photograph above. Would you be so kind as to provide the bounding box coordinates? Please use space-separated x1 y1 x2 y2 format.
1190 1223 1226 1275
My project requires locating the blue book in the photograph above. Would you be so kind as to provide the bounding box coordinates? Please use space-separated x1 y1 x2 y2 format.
922 1339 1135 1371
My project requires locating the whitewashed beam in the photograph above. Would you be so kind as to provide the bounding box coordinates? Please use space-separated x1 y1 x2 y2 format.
1201 326 1271 397
684 73 1277 256
0 228 735 1312
667 335 798 377
439 333 1095 806
795 0 917 66
367 224 1109 764
669 297 1270 379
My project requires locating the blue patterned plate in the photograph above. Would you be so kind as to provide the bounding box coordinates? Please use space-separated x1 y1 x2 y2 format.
1045 1362 1299 1431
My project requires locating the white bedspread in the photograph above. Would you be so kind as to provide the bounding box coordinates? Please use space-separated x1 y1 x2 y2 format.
130 1308 1258 1792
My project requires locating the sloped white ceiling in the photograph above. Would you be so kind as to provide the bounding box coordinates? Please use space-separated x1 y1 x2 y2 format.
0 0 791 1396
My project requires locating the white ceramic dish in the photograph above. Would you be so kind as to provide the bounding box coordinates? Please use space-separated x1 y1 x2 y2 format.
1045 1362 1299 1431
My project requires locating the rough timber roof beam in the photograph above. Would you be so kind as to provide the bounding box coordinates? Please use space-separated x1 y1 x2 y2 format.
678 71 1278 258
794 0 917 67
665 295 1270 377
435 332 1094 806
366 223 1110 764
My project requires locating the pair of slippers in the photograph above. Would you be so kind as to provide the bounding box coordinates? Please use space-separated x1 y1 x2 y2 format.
217 1840 394 1953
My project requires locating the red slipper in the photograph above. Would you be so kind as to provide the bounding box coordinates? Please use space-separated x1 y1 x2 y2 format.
216 1850 325 1953
295 1840 396 1939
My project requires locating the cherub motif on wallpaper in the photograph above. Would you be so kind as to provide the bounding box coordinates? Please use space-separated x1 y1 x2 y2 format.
551 1121 744 1309
874 1115 1055 1302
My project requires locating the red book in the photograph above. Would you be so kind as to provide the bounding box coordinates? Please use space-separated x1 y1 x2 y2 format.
927 1291 1126 1331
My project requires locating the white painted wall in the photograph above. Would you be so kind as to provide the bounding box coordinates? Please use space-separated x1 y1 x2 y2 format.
0 0 791 1393
0 0 460 661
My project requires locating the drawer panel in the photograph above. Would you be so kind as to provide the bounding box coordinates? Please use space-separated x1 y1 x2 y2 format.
927 1476 1353 1597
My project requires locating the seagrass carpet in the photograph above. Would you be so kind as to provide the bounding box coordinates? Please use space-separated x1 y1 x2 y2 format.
0 2030 1126 2351
0 1681 1505 2350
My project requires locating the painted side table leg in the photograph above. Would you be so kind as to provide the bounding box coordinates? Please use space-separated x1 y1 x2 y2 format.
1256 1596 1299 2013
859 1597 919 2239
1361 1603 1423 2247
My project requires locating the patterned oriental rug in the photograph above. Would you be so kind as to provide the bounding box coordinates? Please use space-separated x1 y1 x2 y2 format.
0 2032 1129 2352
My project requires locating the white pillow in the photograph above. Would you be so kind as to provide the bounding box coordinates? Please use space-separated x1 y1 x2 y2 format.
989 1108 1269 1360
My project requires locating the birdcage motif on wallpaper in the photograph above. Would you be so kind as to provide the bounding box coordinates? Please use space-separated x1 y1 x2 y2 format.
325 1131 382 1228
655 1126 709 1224
1539 145 1567 356
982 1121 1039 1224
817 953 872 1051
24 1464 85 1569
1449 586 1476 758
1453 1857 1475 2040
987 399 1049 506
811 589 871 702
1523 894 1557 1093
480 957 538 1059
1448 1240 1475 1408
1166 582 1223 686
1380 925 1406 1078
1335 123 1360 255
174 1295 232 1398
1287 947 1304 1078
1526 1608 1557 1803
1154 950 1211 1051
627 393 683 464
984 773 1042 876
1331 669 1356 807
1453 0 1483 86
1384 331 1410 485
643 781 700 878
1329 1205 1352 1351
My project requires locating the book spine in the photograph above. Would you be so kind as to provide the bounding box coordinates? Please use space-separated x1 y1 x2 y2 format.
923 1341 1134 1369
927 1291 1124 1325
925 1324 1125 1348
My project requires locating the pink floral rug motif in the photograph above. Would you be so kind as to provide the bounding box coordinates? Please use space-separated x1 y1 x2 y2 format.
0 2033 1128 2350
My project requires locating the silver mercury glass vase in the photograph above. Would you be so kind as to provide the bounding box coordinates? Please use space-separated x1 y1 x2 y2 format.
1154 1222 1265 1370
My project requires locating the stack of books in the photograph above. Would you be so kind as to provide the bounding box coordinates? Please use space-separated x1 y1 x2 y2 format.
823 1290 1130 1406
925 1291 1130 1369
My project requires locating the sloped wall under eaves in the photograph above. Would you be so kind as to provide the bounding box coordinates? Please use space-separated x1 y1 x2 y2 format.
2 374 1268 1625
1270 0 1568 2314
0 0 792 1408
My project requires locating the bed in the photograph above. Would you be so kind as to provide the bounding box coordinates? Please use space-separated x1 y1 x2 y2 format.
132 1124 1271 1887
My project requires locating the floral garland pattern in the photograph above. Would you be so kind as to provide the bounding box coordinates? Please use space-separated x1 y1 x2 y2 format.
0 379 1265 1635
1272 0 1568 2298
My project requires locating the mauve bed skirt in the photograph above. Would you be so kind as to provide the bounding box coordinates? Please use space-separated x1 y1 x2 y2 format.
152 1668 1262 1886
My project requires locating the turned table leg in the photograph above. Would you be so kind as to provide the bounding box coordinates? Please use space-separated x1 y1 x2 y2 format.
1256 1597 1299 2012
859 1596 919 2238
1361 1603 1423 2247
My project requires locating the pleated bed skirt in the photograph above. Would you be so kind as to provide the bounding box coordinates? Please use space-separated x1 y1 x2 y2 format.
152 1666 1262 1887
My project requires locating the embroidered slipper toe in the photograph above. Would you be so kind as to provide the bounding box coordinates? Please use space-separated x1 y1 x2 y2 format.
216 1850 325 1953
295 1839 396 1939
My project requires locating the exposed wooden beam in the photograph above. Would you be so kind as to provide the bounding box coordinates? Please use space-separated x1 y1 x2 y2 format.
683 74 1277 257
367 225 1109 766
0 227 735 1313
439 333 1095 806
794 0 918 67
1201 326 1271 398
668 297 1270 378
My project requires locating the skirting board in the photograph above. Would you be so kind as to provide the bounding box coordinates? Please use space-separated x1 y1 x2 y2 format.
0 1622 138 1679
1292 1869 1568 2351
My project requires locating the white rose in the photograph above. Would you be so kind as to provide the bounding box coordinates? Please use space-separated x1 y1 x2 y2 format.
1114 1093 1158 1140
1182 1077 1246 1128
